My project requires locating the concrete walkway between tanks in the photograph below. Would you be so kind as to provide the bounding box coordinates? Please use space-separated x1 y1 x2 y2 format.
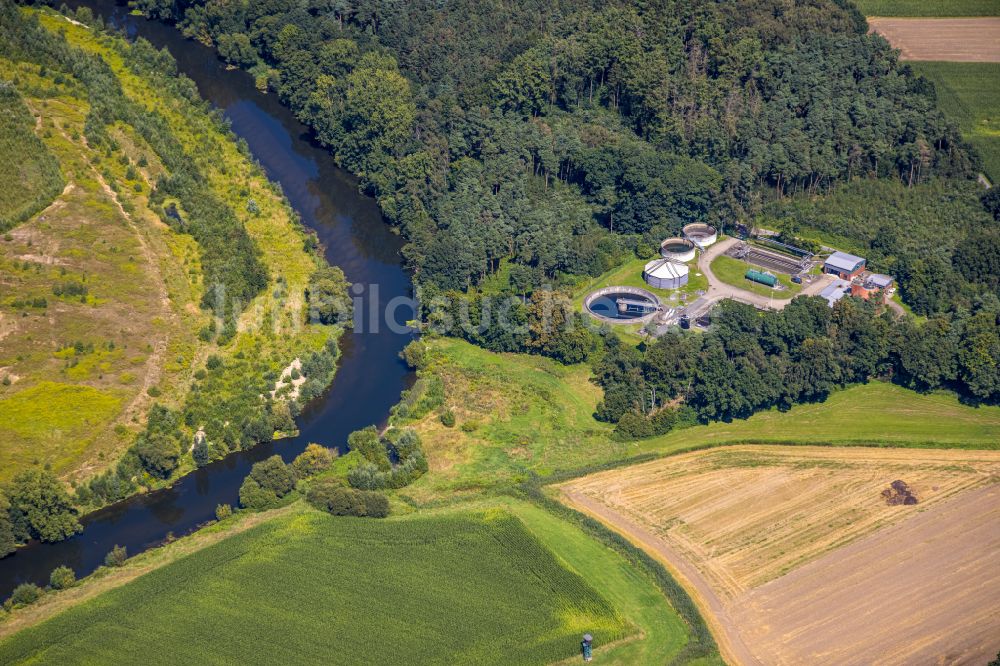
696 238 835 312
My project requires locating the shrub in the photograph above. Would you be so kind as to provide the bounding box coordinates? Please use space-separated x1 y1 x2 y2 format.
347 426 390 471
192 433 210 467
292 444 333 478
7 583 42 607
306 480 388 518
390 429 422 461
135 431 180 479
49 565 75 590
347 463 387 491
439 409 456 427
215 503 233 521
305 266 351 325
401 340 429 369
104 544 127 567
238 455 295 510
6 469 81 543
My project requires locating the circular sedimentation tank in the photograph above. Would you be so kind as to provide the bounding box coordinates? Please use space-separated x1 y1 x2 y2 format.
660 237 696 263
643 258 689 290
683 223 718 248
584 286 660 323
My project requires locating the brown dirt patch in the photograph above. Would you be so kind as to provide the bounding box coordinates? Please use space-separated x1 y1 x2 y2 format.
869 17 1000 62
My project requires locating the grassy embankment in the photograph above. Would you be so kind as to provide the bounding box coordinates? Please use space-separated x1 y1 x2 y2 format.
0 502 678 665
912 61 1000 184
854 0 1000 16
392 338 1000 503
0 10 338 486
0 53 196 481
708 254 802 299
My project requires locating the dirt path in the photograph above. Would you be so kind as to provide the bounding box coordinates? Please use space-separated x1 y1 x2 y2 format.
869 17 1000 62
91 168 173 420
561 489 761 666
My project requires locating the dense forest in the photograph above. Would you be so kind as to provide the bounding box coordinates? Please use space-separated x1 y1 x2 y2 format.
118 0 999 421
122 0 997 309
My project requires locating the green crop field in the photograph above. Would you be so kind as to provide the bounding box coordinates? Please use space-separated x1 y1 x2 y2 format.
709 255 802 299
504 501 713 664
0 509 630 665
912 61 1000 183
854 0 1000 16
0 84 63 231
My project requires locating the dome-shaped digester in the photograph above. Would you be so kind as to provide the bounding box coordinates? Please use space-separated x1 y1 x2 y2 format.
683 223 718 248
643 258 689 290
660 237 696 263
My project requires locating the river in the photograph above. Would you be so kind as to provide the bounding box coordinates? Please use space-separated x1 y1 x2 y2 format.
0 0 415 600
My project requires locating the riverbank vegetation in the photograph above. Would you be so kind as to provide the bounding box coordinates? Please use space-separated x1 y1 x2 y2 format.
0 5 348 535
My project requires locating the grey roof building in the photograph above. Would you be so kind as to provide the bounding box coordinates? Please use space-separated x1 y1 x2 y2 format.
865 273 894 289
820 279 852 307
824 251 866 276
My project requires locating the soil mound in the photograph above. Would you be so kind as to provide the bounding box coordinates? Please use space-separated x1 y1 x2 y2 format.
882 480 918 505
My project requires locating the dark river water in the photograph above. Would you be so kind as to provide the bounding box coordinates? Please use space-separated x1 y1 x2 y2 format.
0 1 415 599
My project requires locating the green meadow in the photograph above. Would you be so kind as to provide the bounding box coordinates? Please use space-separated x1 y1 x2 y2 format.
912 61 1000 183
854 0 1000 16
709 254 802 299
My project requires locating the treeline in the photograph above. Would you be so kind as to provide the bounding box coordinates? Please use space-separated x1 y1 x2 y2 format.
0 82 64 232
125 0 983 303
1 3 267 314
595 297 1000 439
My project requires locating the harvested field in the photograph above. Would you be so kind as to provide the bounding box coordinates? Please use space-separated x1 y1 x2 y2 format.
869 18 1000 62
560 445 1000 665
733 484 1000 665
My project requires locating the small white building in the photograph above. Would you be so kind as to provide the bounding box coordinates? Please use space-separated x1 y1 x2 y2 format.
643 258 689 290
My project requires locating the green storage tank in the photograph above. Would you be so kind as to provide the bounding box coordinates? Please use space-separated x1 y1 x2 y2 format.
745 269 777 287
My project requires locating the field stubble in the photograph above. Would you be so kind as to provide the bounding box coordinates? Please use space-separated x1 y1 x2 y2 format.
561 445 1000 665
